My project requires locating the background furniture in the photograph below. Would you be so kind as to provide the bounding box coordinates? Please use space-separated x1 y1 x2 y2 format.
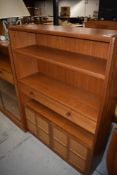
99 0 117 20
107 125 117 175
9 24 117 174
85 20 117 30
0 41 23 128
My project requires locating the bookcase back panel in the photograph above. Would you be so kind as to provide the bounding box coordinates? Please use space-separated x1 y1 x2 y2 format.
13 53 38 79
10 31 36 49
38 60 104 96
36 34 109 60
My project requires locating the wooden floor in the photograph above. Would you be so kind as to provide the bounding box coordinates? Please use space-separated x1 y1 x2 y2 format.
0 112 109 175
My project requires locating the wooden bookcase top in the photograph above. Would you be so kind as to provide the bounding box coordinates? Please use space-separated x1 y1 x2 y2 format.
9 24 117 42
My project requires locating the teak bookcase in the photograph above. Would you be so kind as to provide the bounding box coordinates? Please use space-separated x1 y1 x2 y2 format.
9 25 117 174
85 20 117 30
0 41 22 128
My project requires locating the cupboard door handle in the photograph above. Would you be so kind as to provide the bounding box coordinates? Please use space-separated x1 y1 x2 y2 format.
65 112 71 117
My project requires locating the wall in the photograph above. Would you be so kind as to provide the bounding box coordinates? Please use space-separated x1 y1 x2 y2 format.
35 0 99 17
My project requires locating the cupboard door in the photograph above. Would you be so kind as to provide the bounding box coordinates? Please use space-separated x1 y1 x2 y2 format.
69 151 86 171
37 114 49 134
27 120 37 135
25 107 37 135
53 126 68 159
53 127 68 146
25 107 36 124
38 128 50 145
53 140 67 159
69 138 88 160
36 113 50 146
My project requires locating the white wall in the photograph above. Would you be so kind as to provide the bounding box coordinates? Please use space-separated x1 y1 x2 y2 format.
35 0 99 17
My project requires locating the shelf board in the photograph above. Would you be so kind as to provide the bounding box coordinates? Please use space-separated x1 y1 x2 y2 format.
15 45 106 79
20 73 100 123
27 100 94 149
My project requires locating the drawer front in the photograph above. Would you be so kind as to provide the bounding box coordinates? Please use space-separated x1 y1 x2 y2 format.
53 140 67 159
36 114 49 134
38 128 49 145
27 120 37 135
25 107 36 124
69 151 86 171
53 127 68 146
19 82 96 134
70 138 88 160
0 69 13 84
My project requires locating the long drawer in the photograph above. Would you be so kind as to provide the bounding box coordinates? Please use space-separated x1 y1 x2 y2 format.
19 82 96 134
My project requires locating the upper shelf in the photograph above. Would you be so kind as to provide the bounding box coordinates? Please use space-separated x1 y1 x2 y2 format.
15 45 106 79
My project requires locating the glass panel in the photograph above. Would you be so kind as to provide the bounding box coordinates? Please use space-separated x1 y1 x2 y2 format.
0 79 20 118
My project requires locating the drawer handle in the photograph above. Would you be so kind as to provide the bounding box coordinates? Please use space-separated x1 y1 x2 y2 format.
0 71 3 74
29 91 34 96
65 112 71 117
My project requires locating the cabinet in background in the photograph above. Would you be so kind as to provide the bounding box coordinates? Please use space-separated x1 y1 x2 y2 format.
0 41 23 128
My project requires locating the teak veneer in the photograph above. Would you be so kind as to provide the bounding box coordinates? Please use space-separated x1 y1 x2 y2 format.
9 24 117 175
85 20 117 30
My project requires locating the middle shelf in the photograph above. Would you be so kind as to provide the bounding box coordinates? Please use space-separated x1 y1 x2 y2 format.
19 73 100 134
15 45 106 79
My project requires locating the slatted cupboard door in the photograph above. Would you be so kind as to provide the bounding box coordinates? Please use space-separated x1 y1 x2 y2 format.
9 24 117 174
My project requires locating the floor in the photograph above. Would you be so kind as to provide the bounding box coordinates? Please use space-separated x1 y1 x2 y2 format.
0 112 108 175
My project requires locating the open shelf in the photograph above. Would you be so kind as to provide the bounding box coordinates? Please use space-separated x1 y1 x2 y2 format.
19 73 100 122
26 100 94 149
15 45 106 79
